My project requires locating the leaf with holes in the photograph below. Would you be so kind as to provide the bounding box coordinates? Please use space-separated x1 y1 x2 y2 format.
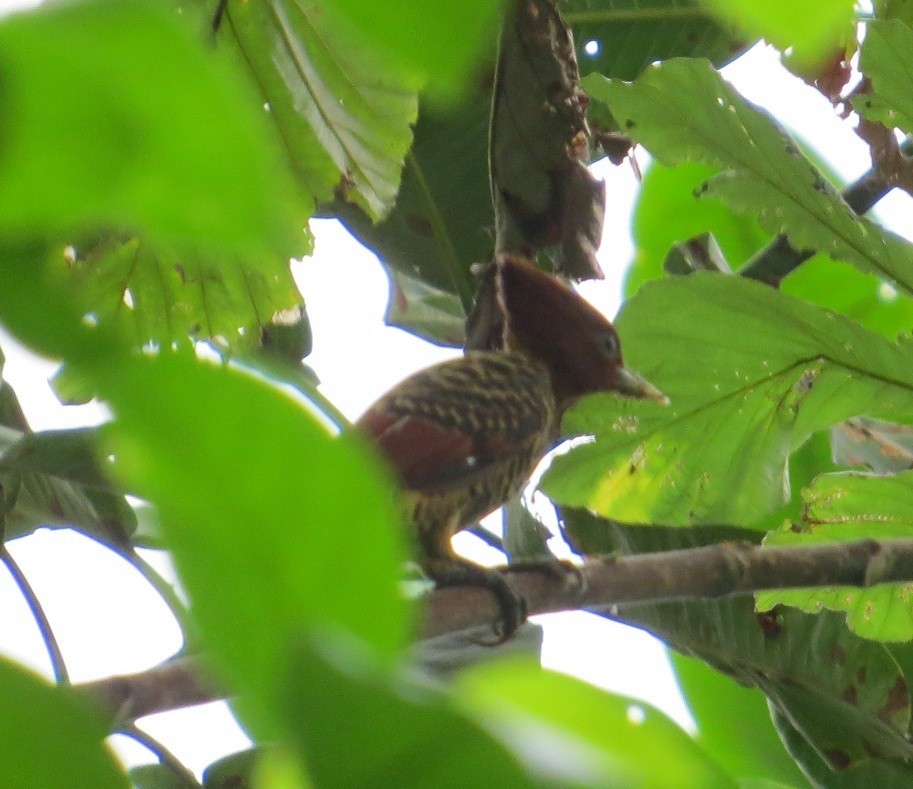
565 514 913 776
57 234 303 353
758 472 913 642
542 274 913 526
584 59 913 297
855 19 913 136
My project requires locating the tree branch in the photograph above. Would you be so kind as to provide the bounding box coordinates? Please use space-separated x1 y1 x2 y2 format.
77 656 221 726
75 536 913 721
739 137 912 286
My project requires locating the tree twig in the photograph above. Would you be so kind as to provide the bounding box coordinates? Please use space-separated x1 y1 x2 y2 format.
739 137 912 286
78 656 220 726
120 722 202 787
74 536 913 722
1 548 69 685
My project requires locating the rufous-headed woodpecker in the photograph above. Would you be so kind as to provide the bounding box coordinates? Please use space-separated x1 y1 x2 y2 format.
357 255 665 638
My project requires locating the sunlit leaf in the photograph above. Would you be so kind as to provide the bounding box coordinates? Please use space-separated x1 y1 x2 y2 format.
758 472 913 642
0 0 294 255
584 59 913 296
456 658 736 788
543 274 913 525
855 20 913 137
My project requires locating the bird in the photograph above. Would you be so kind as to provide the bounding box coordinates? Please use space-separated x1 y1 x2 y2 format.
356 254 666 639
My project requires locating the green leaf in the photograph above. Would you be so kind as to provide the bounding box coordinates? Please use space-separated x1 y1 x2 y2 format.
856 19 913 136
455 657 736 788
584 59 913 297
202 748 260 788
0 0 294 255
280 632 540 789
130 763 196 789
625 160 768 297
321 0 502 98
561 514 913 776
542 274 913 525
634 601 912 771
875 0 913 27
98 352 408 738
383 267 468 347
758 471 913 642
696 0 854 66
59 234 303 353
670 653 808 786
333 91 493 330
0 423 135 547
0 656 127 788
566 0 749 81
219 0 418 221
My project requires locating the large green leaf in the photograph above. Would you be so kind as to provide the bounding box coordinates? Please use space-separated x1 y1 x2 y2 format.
98 352 408 739
218 0 419 222
697 0 854 66
455 657 736 788
0 657 127 788
542 274 913 525
280 633 541 789
758 472 913 642
321 0 502 98
0 0 294 256
58 234 303 353
855 19 913 137
584 59 913 297
670 653 807 786
625 159 913 341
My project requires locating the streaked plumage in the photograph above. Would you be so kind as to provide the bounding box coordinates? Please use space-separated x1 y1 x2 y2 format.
357 255 665 638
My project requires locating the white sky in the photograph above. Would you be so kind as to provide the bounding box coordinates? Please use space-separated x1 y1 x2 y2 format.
1 0 911 778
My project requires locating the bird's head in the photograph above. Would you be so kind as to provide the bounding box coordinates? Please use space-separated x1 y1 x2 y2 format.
466 255 667 407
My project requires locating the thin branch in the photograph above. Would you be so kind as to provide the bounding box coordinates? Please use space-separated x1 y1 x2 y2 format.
78 656 220 725
739 137 912 286
75 536 913 721
120 722 202 787
1 548 69 685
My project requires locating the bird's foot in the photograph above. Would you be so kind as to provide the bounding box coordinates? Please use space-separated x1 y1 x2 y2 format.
503 556 587 596
427 560 526 645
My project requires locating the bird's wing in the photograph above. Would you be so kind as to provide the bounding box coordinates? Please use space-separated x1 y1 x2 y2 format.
356 355 552 492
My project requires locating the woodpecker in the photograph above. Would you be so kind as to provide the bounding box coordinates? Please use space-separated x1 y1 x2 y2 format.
357 255 665 638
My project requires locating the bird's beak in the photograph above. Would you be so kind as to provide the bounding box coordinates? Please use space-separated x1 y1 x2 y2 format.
615 366 669 405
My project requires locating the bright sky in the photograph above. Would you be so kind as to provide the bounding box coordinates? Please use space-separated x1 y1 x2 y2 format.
1 0 911 777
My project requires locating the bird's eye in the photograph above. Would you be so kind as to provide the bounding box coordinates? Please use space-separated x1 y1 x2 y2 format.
598 331 620 358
